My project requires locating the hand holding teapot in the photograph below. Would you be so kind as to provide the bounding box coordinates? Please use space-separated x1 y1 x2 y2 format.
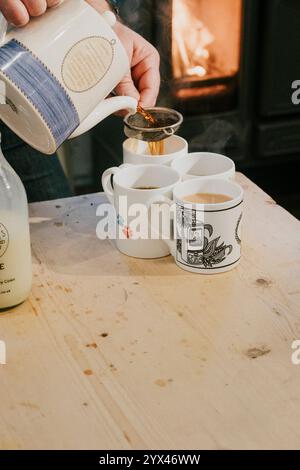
0 0 137 154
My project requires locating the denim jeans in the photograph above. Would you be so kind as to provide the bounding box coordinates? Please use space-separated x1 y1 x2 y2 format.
0 123 73 203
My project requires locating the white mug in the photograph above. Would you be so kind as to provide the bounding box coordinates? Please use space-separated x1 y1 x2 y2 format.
123 136 188 166
0 0 137 154
152 178 243 274
171 152 235 181
101 164 181 259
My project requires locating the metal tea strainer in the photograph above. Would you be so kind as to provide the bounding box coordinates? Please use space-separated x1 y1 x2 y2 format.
124 107 183 142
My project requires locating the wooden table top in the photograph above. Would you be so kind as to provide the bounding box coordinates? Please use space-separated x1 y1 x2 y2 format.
0 173 300 450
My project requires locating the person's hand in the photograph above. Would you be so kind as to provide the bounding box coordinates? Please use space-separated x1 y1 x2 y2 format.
0 0 62 26
1 0 161 108
114 22 160 108
86 1 160 107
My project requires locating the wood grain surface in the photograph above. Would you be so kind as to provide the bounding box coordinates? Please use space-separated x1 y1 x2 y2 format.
0 173 300 450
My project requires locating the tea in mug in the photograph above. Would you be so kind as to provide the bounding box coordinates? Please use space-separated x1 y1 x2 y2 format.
183 193 233 204
133 186 160 190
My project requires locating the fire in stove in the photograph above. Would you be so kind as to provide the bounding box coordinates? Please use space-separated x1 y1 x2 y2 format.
171 0 242 113
172 0 215 80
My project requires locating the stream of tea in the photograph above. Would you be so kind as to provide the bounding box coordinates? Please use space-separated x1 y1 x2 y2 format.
137 106 165 156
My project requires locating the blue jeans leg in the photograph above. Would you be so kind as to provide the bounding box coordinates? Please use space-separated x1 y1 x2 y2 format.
0 123 73 203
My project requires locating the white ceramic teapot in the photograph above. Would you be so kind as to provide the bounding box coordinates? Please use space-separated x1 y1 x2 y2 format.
0 0 137 154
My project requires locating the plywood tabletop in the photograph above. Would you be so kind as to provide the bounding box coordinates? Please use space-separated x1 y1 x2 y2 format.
0 173 300 450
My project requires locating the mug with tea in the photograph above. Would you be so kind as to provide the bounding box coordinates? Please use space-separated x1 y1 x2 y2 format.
171 152 235 181
123 135 188 166
151 178 243 274
101 164 181 259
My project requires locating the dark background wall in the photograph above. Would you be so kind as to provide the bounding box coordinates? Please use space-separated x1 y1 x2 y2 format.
71 0 300 219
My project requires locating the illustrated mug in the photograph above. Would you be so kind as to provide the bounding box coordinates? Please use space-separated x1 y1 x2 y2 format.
101 164 181 259
151 178 244 274
0 0 137 154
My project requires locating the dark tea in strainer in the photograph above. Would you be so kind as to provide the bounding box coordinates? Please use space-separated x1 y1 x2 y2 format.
124 107 183 156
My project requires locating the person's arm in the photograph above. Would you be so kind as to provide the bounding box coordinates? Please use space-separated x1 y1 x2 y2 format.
87 0 160 107
113 22 160 108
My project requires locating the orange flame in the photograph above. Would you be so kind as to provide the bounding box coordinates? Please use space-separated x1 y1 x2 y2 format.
172 0 215 79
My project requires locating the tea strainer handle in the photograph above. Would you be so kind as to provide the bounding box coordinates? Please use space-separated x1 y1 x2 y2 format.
163 127 175 137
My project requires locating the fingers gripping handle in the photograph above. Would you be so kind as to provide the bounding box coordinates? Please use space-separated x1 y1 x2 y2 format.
0 13 7 45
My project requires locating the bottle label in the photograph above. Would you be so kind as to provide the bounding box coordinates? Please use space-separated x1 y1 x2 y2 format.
0 223 9 258
0 223 11 295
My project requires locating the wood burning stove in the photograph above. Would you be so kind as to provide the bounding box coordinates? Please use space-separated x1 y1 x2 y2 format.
149 0 256 158
118 0 300 161
171 0 242 115
93 0 300 215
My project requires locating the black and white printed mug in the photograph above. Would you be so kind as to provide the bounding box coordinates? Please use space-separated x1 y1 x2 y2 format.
151 178 244 274
0 0 137 154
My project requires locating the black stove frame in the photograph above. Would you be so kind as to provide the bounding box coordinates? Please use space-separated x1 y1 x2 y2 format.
92 0 300 216
120 0 300 163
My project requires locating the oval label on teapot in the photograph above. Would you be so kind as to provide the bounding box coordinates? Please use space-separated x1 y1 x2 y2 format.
62 37 115 93
0 223 9 258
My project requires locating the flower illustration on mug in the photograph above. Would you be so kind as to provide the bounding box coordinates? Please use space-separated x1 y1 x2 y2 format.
177 208 234 268
117 214 124 227
235 213 243 245
117 214 132 239
122 226 133 239
186 226 233 268
188 229 233 268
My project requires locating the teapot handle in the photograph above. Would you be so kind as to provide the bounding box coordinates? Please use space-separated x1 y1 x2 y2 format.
69 96 138 139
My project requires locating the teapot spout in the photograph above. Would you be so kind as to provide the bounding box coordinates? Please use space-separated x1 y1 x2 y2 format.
69 96 138 139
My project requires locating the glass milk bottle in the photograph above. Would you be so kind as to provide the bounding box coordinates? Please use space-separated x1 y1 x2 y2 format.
0 135 32 309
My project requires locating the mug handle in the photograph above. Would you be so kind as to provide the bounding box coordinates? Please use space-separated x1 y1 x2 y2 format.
101 167 120 205
101 164 133 204
148 195 176 257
